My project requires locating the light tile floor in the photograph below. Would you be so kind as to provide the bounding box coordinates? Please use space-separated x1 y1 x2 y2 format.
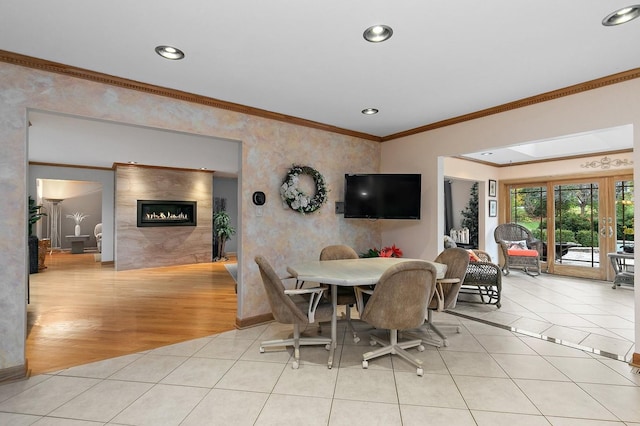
1 312 639 425
454 271 636 362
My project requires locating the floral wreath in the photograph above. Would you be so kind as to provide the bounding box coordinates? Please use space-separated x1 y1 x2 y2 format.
280 164 328 214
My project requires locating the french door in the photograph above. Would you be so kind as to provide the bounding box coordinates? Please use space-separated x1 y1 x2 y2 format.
507 174 633 280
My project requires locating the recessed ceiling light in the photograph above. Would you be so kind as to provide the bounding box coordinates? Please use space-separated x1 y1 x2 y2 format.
128 161 138 164
481 152 493 156
362 108 379 115
155 45 185 60
363 25 393 43
602 5 640 26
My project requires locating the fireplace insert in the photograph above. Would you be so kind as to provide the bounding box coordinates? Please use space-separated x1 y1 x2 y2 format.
137 200 197 227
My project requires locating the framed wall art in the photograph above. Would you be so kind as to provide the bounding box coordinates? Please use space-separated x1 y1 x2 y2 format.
489 179 497 197
489 199 497 217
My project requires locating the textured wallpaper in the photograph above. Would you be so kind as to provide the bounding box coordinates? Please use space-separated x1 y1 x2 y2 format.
0 61 381 370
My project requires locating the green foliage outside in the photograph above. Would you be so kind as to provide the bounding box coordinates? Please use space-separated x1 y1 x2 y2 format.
575 230 599 248
511 182 633 249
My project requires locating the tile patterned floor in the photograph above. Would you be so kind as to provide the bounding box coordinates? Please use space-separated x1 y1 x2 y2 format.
454 271 636 362
1 271 637 425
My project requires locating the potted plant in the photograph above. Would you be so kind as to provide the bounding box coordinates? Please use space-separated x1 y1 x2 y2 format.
28 196 47 274
213 210 236 261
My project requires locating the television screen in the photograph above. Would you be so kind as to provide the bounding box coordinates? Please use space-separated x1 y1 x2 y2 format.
344 174 421 219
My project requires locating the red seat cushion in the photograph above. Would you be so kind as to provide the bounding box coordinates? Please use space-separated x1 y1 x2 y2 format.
507 249 539 257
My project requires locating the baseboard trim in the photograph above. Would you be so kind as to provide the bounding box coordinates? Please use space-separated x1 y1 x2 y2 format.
101 260 114 266
0 363 29 384
235 313 274 329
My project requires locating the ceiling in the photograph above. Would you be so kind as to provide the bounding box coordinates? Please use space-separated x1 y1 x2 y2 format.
3 1 639 163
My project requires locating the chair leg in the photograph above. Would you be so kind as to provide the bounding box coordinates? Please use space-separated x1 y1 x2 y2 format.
402 324 443 349
426 309 461 347
362 330 424 376
259 323 332 370
292 323 301 369
344 305 360 343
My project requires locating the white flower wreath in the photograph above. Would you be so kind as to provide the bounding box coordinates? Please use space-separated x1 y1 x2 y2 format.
280 165 328 214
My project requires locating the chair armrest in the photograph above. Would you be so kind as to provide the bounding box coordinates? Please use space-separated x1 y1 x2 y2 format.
354 286 374 315
284 287 326 322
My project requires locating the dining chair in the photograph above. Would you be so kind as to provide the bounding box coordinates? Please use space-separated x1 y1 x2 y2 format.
423 247 470 347
404 247 469 348
319 244 361 343
354 260 437 376
255 255 333 369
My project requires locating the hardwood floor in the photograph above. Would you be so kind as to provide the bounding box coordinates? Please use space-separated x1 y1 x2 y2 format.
27 250 237 376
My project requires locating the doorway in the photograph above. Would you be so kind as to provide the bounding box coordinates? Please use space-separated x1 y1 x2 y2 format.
506 173 634 280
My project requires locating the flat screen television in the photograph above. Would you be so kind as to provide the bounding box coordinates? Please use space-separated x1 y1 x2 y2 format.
344 174 421 219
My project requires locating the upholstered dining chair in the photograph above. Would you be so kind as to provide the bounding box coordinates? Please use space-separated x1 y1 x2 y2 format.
494 223 543 276
354 260 437 376
423 247 470 347
319 244 361 343
255 256 333 369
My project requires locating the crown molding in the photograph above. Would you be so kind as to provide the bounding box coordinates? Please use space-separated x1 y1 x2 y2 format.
382 68 640 141
2 50 639 143
0 50 382 142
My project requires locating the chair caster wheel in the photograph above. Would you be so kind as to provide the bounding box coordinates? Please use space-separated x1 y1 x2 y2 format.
443 340 450 347
456 326 461 333
417 345 425 352
292 360 299 369
369 340 377 346
353 336 361 344
417 367 423 377
362 360 368 369
325 344 331 350
259 347 265 353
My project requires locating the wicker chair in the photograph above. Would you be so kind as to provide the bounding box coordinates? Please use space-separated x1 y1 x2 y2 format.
494 223 543 276
459 250 502 308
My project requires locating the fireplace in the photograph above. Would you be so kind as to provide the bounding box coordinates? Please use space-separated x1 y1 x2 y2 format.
137 200 197 227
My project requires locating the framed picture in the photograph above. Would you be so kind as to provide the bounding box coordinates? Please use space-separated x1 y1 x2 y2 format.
489 199 497 217
488 179 497 197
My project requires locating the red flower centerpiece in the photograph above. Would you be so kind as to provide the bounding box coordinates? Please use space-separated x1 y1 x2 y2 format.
360 244 403 258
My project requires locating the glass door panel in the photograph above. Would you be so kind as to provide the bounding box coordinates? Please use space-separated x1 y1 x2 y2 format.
552 182 601 278
615 179 634 253
508 184 549 265
507 175 632 280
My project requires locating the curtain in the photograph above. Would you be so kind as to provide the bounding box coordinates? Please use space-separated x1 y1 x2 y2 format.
444 179 453 234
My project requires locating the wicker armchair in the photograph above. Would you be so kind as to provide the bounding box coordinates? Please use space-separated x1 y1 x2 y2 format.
494 223 543 276
459 250 502 308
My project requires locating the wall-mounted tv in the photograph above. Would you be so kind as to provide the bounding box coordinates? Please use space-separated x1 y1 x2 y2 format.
344 174 421 219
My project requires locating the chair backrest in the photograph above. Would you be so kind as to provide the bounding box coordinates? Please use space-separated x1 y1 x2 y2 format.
361 261 436 331
494 223 534 245
433 247 470 309
255 256 308 325
319 245 359 261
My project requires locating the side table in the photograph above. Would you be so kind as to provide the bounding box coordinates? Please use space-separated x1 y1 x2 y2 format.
65 235 90 254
